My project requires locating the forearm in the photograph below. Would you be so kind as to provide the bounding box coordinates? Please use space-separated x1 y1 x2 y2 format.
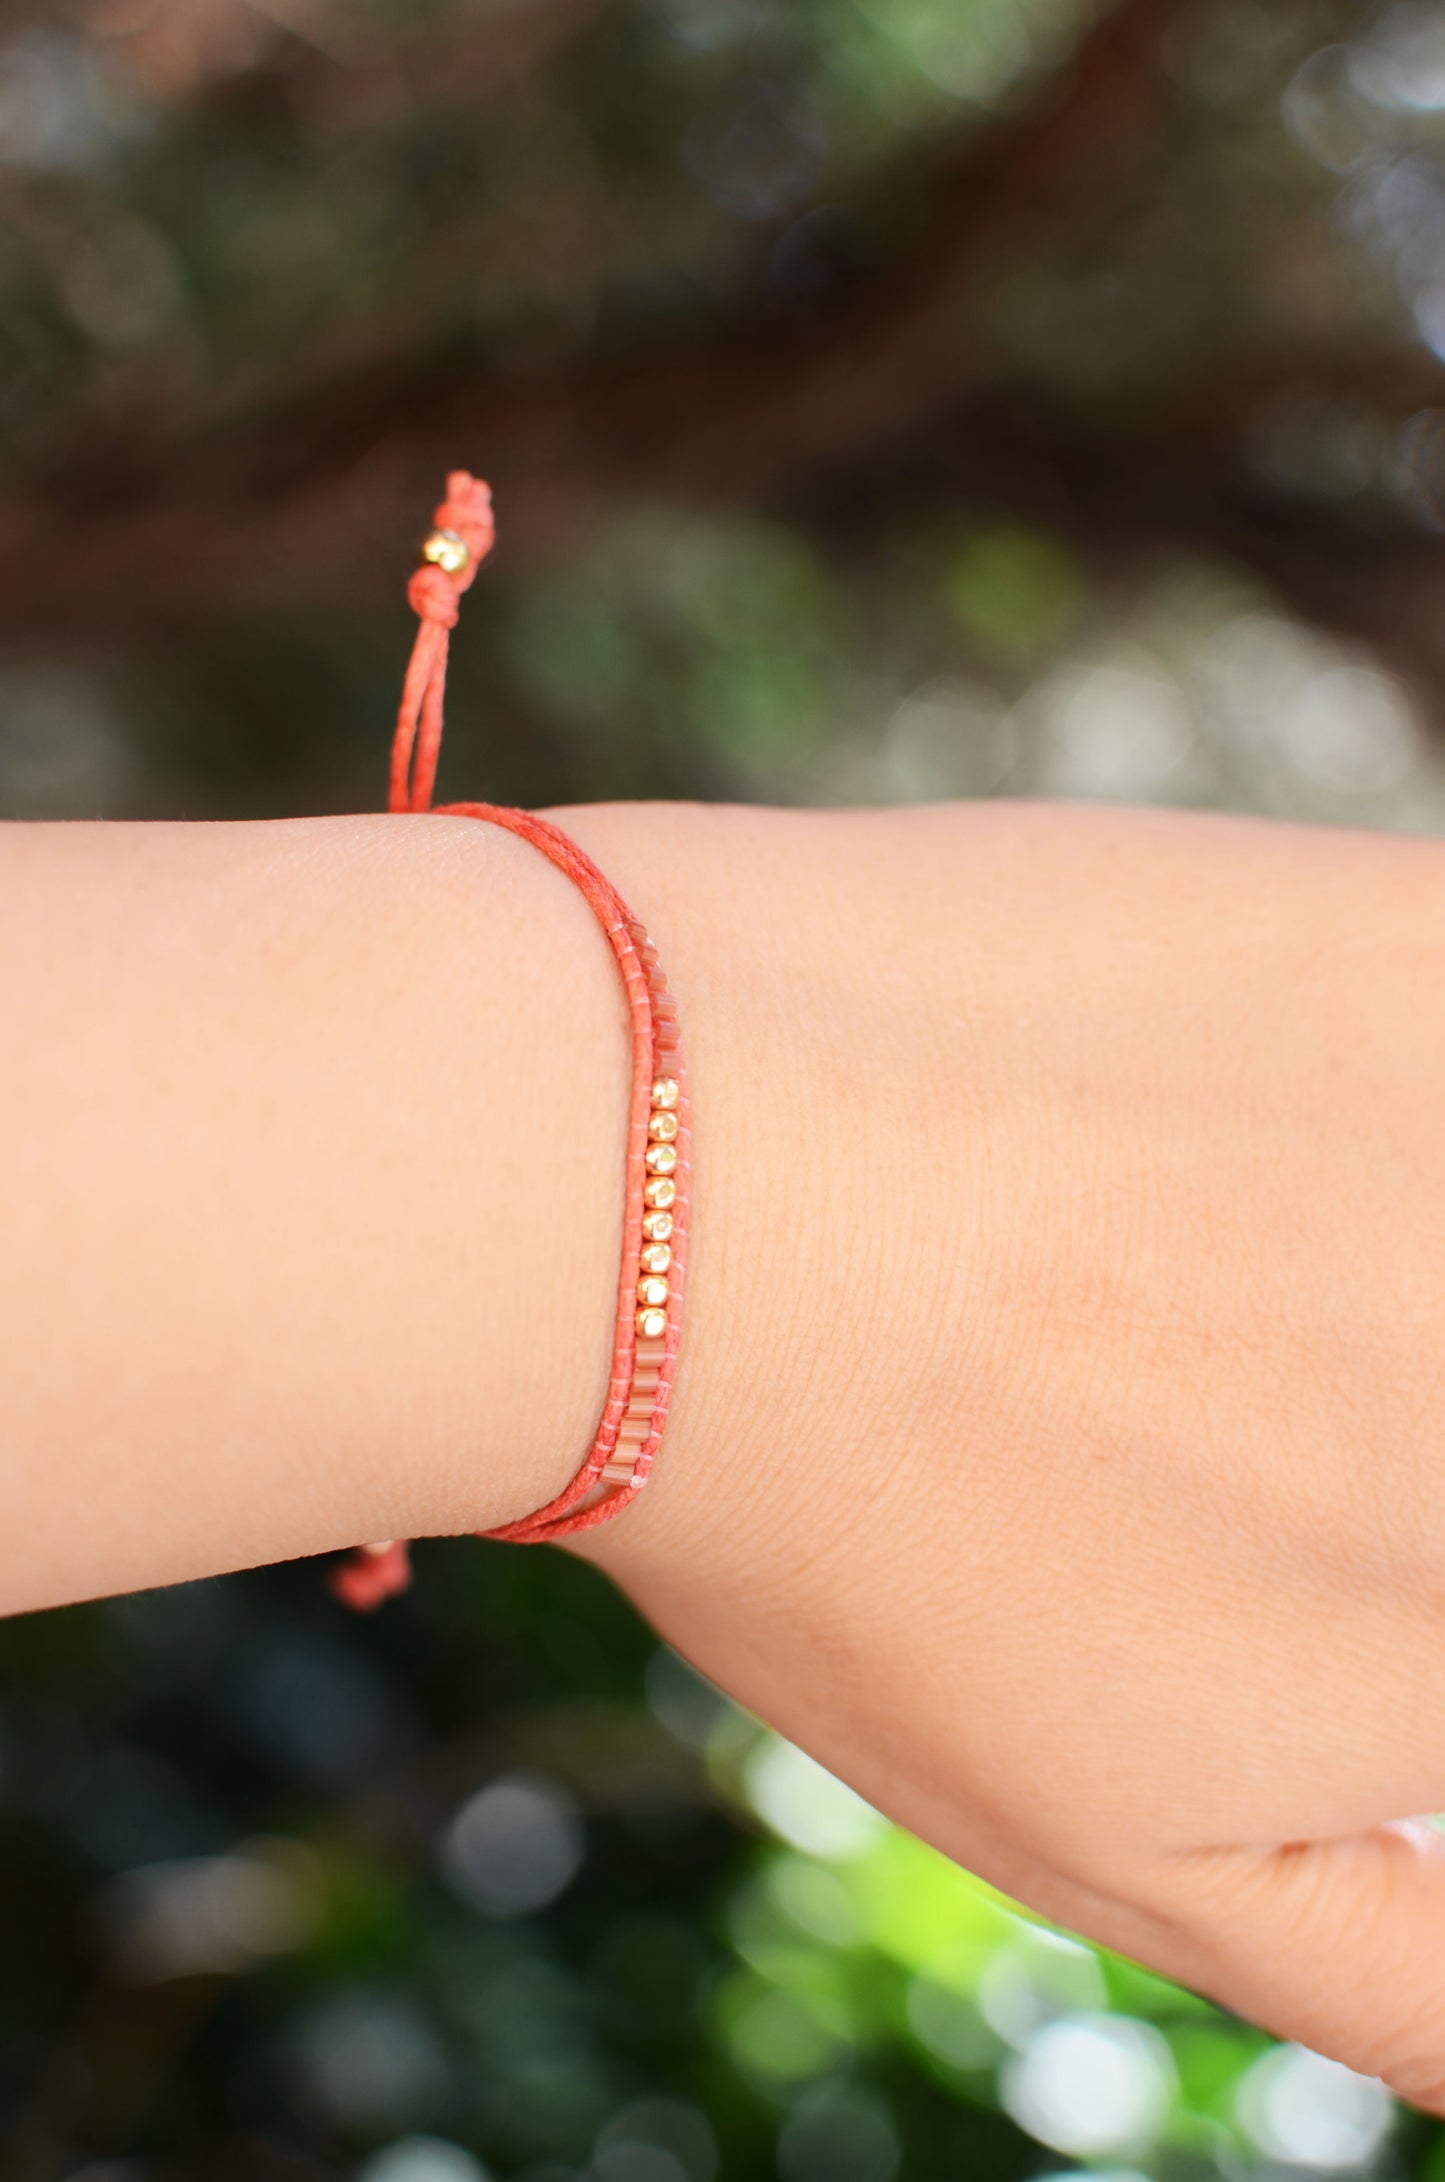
7 793 1445 1634
0 813 633 1611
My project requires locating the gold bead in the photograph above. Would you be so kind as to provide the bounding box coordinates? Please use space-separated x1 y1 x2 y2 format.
421 527 470 576
637 1305 667 1339
648 1111 679 1143
638 1275 669 1308
644 1177 676 1209
642 1211 674 1242
651 1078 680 1110
646 1143 678 1176
640 1242 672 1274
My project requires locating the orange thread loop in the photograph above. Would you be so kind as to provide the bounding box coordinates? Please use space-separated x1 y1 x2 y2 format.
407 565 461 628
332 469 688 1611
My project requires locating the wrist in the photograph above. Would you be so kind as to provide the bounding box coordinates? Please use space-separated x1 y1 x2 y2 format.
362 811 635 1548
541 800 990 1598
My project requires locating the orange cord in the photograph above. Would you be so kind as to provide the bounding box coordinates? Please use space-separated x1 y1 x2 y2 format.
329 474 690 1612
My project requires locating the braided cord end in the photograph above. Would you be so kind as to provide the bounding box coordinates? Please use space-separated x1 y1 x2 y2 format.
390 471 496 816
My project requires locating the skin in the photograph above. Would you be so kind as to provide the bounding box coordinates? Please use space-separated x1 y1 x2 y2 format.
3 798 1445 2103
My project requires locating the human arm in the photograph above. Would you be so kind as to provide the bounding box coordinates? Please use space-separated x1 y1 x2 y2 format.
6 797 1445 2103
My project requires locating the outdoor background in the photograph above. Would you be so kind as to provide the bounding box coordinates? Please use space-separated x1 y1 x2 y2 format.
1 0 1444 2177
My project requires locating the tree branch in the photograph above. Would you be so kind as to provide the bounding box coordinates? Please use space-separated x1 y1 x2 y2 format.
0 0 1200 634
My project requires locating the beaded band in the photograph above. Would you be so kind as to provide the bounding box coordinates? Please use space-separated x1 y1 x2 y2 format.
331 473 689 1611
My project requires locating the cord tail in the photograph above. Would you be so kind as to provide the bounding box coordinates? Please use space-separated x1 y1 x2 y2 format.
333 471 495 1609
388 471 495 816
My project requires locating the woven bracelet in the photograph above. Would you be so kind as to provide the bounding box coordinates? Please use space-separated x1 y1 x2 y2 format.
331 472 689 1611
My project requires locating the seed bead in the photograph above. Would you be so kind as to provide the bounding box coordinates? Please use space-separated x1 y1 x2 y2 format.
642 1210 673 1242
640 1243 672 1274
637 1306 667 1339
644 1177 676 1209
646 1143 678 1176
648 1111 679 1143
651 1078 680 1109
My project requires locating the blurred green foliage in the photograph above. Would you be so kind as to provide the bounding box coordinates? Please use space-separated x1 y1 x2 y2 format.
0 1541 1431 2181
6 0 1445 2173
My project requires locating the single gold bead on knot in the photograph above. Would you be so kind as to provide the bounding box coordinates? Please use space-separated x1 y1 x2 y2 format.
638 1275 669 1308
644 1177 677 1210
637 1305 668 1340
646 1143 678 1176
421 528 470 576
640 1242 672 1275
648 1111 679 1143
651 1078 680 1110
642 1210 674 1242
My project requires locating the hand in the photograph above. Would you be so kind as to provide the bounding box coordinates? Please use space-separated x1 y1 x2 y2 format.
572 796 1445 2112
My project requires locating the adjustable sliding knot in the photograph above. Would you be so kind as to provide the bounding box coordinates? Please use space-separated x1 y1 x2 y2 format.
407 564 461 628
389 468 497 817
432 472 495 584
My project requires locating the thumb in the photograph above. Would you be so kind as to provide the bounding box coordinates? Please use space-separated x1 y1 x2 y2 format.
1153 1822 1445 2113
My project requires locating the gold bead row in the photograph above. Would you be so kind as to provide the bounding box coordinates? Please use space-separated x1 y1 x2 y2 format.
636 1072 681 1339
602 1070 682 1487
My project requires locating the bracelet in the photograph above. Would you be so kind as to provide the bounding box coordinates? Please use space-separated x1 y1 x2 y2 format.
330 473 689 1611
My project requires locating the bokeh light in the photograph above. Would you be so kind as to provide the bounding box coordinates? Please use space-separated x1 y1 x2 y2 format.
775 2078 900 2182
103 1841 317 1981
1234 2042 1395 2168
359 2138 493 2182
743 1738 886 1862
1000 2012 1177 2158
593 2095 719 2182
442 1773 586 1918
